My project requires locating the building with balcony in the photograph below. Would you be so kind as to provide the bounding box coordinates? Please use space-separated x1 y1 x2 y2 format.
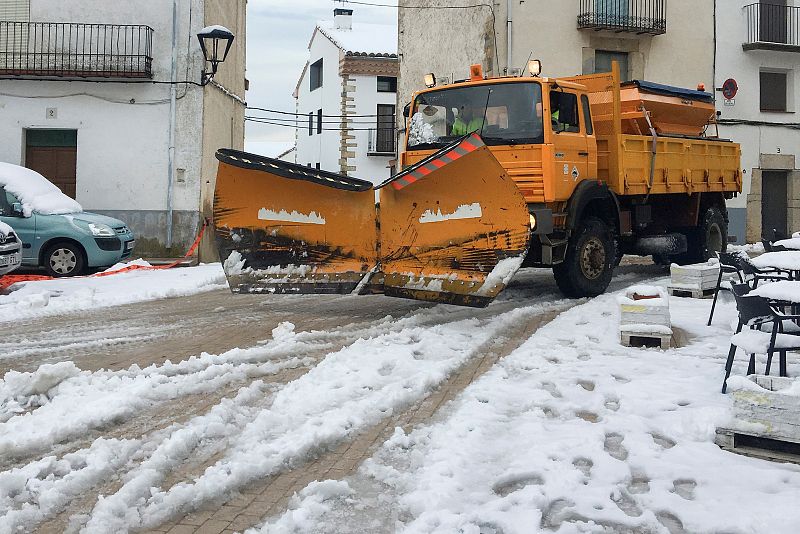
0 0 247 259
397 0 711 126
293 9 398 182
716 1 800 243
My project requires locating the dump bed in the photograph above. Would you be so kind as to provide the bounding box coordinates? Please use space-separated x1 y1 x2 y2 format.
563 71 742 198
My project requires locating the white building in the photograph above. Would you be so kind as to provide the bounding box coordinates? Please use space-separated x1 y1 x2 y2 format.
294 8 398 182
0 0 246 259
715 0 800 243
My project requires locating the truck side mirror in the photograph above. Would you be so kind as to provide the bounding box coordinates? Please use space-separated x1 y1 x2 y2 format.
403 102 410 118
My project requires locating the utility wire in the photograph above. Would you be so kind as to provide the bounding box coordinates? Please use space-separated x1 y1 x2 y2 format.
246 114 392 125
246 117 395 131
246 106 385 118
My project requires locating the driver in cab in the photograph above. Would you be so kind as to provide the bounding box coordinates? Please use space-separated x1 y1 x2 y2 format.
451 104 485 136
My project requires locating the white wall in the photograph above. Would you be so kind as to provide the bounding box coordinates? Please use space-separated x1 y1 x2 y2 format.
350 74 395 182
0 0 206 214
295 32 342 172
716 0 800 208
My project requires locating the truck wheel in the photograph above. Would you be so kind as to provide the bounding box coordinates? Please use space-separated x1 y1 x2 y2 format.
44 242 85 277
679 206 727 264
554 217 614 298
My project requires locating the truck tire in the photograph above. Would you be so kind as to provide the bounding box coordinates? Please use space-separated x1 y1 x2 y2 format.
553 217 614 298
44 242 85 277
678 206 727 264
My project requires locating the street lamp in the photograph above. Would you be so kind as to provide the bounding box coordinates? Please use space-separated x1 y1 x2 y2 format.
197 25 235 86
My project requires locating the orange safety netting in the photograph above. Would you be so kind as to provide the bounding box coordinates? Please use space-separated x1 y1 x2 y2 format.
0 219 209 291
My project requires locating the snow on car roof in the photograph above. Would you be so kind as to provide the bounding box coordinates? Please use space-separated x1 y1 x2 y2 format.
0 162 82 216
317 20 397 56
0 220 13 237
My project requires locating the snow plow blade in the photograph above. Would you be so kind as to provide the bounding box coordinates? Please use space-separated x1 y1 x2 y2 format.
213 149 377 295
376 134 531 308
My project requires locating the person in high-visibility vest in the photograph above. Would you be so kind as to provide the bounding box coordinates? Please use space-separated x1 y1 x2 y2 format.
451 105 484 136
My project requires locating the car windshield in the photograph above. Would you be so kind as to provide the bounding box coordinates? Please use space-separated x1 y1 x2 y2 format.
407 81 544 150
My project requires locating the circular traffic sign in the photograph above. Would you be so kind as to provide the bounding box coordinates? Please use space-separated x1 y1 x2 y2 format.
722 78 738 100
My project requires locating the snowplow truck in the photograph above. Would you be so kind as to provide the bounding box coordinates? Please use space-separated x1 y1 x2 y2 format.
213 64 741 307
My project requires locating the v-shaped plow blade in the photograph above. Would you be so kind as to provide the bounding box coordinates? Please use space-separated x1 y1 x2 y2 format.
212 134 531 307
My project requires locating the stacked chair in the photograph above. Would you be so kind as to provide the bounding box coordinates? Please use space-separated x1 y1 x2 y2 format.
722 283 800 393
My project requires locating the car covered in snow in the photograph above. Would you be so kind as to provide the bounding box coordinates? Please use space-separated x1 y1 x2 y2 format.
0 162 135 277
0 220 22 276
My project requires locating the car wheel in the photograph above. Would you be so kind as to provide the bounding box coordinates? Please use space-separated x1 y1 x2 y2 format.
44 242 85 277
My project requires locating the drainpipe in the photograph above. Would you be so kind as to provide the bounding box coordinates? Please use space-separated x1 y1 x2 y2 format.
506 0 513 74
166 0 179 249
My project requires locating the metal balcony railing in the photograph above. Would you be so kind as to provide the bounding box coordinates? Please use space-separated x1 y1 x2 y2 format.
577 0 667 35
744 3 800 51
0 21 154 78
367 127 396 156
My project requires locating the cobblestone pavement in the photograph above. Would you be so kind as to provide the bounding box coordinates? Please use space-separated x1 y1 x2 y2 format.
3 262 665 533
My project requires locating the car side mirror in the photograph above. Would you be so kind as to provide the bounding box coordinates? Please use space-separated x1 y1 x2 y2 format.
11 202 25 216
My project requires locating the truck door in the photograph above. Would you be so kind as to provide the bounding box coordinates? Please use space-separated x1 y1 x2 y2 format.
549 89 590 198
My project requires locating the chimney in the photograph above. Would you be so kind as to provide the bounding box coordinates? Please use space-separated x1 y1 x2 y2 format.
334 8 353 30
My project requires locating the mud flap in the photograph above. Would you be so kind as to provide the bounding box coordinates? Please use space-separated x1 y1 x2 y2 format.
213 150 377 294
376 134 531 307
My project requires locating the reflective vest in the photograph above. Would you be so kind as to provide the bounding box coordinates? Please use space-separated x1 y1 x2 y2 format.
451 117 483 136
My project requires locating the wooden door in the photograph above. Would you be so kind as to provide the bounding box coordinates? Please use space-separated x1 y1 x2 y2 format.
761 0 787 44
762 170 788 239
25 129 77 198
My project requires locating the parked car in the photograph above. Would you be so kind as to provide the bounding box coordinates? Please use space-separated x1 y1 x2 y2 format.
0 163 135 277
0 221 22 276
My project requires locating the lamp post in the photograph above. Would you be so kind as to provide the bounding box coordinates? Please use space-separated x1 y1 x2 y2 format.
197 25 235 86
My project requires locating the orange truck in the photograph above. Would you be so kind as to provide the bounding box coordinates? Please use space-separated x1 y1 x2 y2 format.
213 63 741 307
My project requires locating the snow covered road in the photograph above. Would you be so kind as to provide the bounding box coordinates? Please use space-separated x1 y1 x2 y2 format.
5 260 785 534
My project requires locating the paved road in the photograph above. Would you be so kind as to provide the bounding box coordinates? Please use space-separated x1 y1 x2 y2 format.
1 262 665 533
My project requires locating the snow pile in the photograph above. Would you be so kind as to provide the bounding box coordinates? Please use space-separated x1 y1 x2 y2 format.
289 288 800 533
728 242 764 255
0 220 13 237
751 251 800 271
407 113 437 147
2 362 80 398
0 264 227 324
773 237 800 250
477 256 525 296
0 162 82 216
251 480 354 533
102 258 152 273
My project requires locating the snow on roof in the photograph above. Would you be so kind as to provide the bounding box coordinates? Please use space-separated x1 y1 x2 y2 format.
316 20 397 57
0 220 13 237
0 162 82 216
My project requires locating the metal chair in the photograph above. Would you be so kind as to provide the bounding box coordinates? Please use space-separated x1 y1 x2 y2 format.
707 252 744 326
722 283 800 393
734 254 792 288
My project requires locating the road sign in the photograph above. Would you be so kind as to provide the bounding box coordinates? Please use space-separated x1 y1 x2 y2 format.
722 78 738 100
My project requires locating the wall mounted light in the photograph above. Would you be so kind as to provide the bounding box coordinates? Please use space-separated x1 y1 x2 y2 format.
198 25 235 86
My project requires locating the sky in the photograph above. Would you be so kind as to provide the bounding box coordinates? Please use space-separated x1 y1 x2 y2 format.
244 0 398 157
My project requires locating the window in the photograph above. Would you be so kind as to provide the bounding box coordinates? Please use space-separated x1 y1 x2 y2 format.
581 94 593 135
377 76 397 93
408 82 544 149
317 109 323 134
0 188 18 216
550 91 580 133
595 50 629 82
375 104 396 153
308 112 313 136
761 71 788 112
315 163 321 170
309 59 323 91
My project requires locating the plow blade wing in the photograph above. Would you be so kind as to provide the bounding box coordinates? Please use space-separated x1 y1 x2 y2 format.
213 149 377 295
376 134 531 307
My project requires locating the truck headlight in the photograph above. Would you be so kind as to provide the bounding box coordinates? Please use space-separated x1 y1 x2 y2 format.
529 213 538 231
88 223 115 237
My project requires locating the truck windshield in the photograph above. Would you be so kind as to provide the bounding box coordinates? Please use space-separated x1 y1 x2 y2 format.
407 82 544 150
